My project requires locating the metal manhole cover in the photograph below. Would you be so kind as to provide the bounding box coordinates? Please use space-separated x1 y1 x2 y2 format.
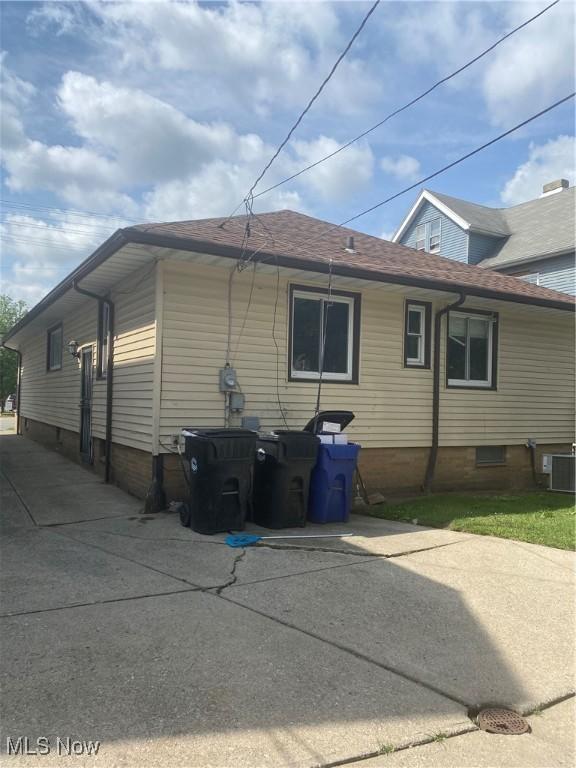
477 707 530 735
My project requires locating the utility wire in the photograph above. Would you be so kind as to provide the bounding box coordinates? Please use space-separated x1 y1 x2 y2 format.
222 0 381 224
235 92 575 258
334 92 575 230
253 0 561 201
0 199 145 224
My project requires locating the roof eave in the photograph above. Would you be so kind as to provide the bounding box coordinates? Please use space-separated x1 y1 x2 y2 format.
2 229 128 347
3 226 573 348
126 229 575 313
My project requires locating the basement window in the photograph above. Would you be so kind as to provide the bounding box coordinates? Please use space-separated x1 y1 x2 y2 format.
46 324 63 371
289 285 360 383
476 446 507 466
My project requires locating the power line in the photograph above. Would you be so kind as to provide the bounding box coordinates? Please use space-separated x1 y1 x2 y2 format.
253 0 561 201
223 0 381 224
334 92 575 231
0 199 145 224
1 220 118 238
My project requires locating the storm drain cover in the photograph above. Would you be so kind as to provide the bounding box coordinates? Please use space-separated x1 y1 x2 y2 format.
477 707 530 735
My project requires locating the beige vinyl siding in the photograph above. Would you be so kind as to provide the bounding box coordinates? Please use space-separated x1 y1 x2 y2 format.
439 305 575 445
110 268 156 450
19 302 100 436
18 267 157 452
159 259 575 450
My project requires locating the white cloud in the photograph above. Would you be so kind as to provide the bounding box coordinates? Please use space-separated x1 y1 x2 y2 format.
83 0 379 115
380 229 396 242
0 212 122 304
501 135 575 205
143 159 302 222
380 154 421 181
290 136 373 201
483 3 575 127
0 52 36 151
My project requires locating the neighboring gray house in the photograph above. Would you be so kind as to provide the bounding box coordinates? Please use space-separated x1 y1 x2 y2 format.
393 179 575 295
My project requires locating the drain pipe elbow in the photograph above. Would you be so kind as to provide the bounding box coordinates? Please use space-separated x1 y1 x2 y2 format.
423 291 466 493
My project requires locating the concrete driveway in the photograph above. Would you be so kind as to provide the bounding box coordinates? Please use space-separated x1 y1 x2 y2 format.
1 434 574 767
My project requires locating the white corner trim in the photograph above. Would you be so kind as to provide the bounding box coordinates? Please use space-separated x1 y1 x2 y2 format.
392 190 471 242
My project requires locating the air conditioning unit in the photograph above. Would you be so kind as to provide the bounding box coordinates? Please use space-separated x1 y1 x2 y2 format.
549 455 576 493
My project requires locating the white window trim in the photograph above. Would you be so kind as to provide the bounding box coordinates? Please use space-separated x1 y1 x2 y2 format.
290 290 354 381
519 272 540 285
406 304 426 366
447 311 494 388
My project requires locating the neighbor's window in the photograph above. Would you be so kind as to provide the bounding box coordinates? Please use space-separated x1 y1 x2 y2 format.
519 273 540 285
290 286 359 382
429 218 441 253
476 446 506 466
46 324 63 371
447 311 497 388
97 301 111 378
404 301 431 368
415 223 426 250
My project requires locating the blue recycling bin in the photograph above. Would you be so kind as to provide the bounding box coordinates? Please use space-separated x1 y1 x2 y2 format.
303 411 360 524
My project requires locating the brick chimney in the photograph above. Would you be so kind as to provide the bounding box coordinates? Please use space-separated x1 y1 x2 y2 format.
541 179 569 197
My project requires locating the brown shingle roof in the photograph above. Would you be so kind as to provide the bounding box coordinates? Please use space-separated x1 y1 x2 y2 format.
129 209 574 309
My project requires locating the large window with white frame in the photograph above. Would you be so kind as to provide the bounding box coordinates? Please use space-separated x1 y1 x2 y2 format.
447 310 498 388
404 301 431 368
289 286 360 382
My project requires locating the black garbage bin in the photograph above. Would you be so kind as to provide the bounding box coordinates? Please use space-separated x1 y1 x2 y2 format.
180 428 257 534
253 431 320 529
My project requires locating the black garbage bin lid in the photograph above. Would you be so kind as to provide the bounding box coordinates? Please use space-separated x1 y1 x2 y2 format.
302 411 355 434
182 428 257 437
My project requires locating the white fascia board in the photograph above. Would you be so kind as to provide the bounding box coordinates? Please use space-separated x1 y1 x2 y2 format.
392 190 471 242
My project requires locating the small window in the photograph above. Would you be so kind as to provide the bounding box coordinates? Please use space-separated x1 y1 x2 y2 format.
476 446 506 466
415 223 426 250
46 324 63 371
447 311 497 388
519 272 540 285
404 301 431 368
429 218 441 253
289 286 360 382
97 301 111 378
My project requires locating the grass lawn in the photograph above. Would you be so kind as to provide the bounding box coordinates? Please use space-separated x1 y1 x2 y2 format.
366 492 575 550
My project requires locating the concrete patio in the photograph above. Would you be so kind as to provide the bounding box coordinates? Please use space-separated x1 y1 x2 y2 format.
0 433 574 767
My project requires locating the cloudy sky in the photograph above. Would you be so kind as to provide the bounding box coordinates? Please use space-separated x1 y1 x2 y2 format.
1 0 574 305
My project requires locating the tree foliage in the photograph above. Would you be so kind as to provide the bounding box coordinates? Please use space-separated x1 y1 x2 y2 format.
0 295 28 409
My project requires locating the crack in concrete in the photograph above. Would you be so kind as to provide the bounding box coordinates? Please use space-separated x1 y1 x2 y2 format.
0 467 38 527
49 528 203 589
313 722 479 768
215 550 247 595
213 590 471 709
0 585 199 619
